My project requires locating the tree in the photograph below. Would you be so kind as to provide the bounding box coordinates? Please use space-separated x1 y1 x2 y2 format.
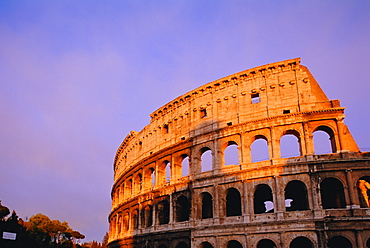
0 201 10 220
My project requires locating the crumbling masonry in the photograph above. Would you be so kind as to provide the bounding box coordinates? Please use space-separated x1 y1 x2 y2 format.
109 58 370 248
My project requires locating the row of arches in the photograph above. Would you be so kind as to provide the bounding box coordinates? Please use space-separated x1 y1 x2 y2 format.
111 176 370 239
199 235 356 248
113 126 337 207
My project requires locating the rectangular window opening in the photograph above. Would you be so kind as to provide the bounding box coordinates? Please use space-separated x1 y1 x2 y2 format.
251 93 260 104
283 110 290 114
200 109 207 118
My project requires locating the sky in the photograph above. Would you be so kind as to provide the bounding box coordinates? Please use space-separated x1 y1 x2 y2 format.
0 0 369 243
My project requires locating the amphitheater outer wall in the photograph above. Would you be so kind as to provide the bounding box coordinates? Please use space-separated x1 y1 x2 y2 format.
109 58 370 248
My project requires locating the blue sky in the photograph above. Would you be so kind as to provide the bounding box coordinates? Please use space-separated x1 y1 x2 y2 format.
0 0 369 242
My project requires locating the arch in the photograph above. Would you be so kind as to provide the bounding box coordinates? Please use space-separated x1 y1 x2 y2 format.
151 168 156 187
254 184 274 214
144 167 155 189
165 161 171 183
135 174 143 193
175 195 190 222
251 136 269 162
285 180 309 211
181 155 190 177
313 125 337 153
257 239 277 248
328 236 353 248
226 188 242 216
290 237 313 248
227 240 243 248
200 147 213 172
157 199 170 225
123 212 129 231
313 130 333 154
320 178 346 209
132 209 139 229
200 242 214 248
366 237 370 248
117 214 122 235
201 192 213 219
280 130 301 158
224 141 239 166
142 205 152 227
357 176 370 208
126 179 133 197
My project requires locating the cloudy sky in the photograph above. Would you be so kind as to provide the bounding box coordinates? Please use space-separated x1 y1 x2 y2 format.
1 0 369 242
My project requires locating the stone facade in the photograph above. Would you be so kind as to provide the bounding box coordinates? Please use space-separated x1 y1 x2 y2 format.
108 58 370 248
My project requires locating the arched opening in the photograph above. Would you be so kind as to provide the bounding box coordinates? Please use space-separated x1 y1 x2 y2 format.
328 236 352 248
181 155 189 177
132 209 139 230
313 126 337 154
251 136 269 162
290 237 313 248
226 188 242 216
135 174 142 192
175 195 190 222
227 240 243 248
280 130 301 158
201 192 213 219
200 242 214 248
257 239 277 248
320 178 346 209
126 179 133 197
366 238 370 248
123 212 129 231
157 199 170 225
117 215 122 235
164 161 171 183
224 141 239 166
142 205 152 227
357 176 370 208
285 180 309 211
201 148 212 172
254 184 274 214
176 242 188 248
151 168 156 187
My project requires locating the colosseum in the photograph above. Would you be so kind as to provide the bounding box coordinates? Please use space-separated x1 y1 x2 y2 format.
108 58 370 248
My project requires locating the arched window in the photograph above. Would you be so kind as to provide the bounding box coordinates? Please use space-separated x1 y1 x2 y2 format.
224 141 239 166
117 215 122 235
181 155 189 177
254 184 274 214
226 188 242 216
358 176 370 208
320 178 346 209
151 168 156 187
201 148 212 172
280 130 301 158
157 200 170 225
251 136 269 162
227 240 243 248
126 179 133 197
285 180 309 211
257 239 277 248
366 238 370 248
328 236 352 248
135 174 142 193
313 126 337 154
165 161 171 183
201 192 213 219
132 209 139 230
175 195 190 222
200 242 214 248
123 212 129 231
142 205 152 227
290 237 313 248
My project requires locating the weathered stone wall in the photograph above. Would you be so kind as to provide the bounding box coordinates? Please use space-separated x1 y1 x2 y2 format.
109 58 370 248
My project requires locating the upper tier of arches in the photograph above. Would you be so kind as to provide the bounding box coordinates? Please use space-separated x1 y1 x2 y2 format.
113 58 359 181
